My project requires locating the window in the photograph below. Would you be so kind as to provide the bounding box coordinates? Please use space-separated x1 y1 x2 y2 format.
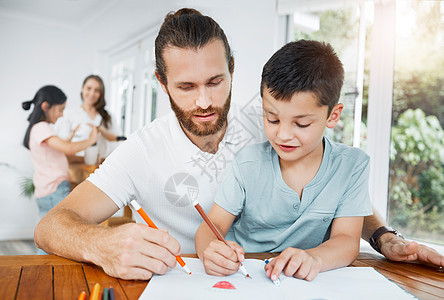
110 58 135 137
388 1 444 245
107 33 160 137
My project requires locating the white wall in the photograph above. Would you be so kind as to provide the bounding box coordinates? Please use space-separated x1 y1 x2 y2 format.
0 0 279 241
0 16 94 240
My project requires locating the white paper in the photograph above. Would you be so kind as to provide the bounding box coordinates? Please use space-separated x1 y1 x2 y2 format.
139 258 416 300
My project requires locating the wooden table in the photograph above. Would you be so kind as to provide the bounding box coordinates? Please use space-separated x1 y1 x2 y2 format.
1 253 443 299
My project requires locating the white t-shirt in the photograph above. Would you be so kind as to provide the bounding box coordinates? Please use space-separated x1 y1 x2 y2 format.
88 103 265 252
55 106 120 158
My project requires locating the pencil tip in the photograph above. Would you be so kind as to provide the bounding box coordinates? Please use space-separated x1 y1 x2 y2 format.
246 274 252 279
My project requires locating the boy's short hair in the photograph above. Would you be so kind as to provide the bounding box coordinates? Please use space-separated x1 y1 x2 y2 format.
260 40 344 115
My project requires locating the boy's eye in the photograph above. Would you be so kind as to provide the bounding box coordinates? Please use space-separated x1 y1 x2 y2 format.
296 123 311 128
267 119 279 124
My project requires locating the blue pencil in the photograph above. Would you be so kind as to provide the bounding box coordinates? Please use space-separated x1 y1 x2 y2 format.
264 258 281 286
109 287 115 300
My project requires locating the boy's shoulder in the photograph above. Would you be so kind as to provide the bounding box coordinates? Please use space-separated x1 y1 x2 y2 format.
326 137 369 163
234 141 273 165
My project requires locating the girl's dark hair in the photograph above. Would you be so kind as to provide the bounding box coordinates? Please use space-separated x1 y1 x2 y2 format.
155 8 234 85
22 85 67 149
81 75 111 128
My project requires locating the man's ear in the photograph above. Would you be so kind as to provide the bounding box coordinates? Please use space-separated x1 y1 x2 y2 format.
326 103 344 129
41 101 49 112
155 70 169 95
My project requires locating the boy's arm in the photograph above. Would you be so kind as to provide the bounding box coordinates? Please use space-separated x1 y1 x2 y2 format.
267 216 362 281
306 216 363 270
195 203 244 276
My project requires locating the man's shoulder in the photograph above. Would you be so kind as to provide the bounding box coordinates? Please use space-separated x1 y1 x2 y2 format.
134 112 175 140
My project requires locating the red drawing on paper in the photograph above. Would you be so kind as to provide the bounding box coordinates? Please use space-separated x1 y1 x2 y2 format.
212 281 236 289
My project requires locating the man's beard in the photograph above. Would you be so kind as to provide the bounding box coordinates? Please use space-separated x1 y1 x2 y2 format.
169 90 231 137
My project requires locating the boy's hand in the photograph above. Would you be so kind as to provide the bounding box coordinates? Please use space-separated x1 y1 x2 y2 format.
265 247 322 282
201 240 245 276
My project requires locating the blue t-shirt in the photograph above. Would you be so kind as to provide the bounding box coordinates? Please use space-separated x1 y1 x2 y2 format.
215 138 373 252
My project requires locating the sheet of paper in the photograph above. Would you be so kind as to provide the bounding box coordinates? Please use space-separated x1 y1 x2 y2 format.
139 258 416 300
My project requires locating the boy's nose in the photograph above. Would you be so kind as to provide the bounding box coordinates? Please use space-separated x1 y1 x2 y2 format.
277 123 294 141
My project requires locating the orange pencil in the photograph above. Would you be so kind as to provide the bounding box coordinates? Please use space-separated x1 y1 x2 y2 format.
89 283 100 300
78 291 86 300
130 199 192 275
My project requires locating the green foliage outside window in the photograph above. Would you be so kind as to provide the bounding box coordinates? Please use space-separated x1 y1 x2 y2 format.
389 110 444 243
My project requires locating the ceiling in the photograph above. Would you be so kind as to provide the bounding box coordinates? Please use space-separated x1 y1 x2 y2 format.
0 0 180 51
0 0 121 29
0 0 366 29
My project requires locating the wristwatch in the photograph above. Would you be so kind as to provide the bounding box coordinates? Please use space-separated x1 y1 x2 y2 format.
369 226 404 254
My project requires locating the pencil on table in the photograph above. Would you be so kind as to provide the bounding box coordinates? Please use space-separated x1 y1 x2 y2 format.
109 287 115 300
192 200 251 279
89 283 100 300
264 258 281 286
130 199 192 275
78 291 86 300
103 287 109 300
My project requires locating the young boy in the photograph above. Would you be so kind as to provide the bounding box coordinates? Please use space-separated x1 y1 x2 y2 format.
195 40 373 282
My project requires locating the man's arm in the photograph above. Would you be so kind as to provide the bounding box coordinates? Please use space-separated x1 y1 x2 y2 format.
34 180 181 280
363 206 444 268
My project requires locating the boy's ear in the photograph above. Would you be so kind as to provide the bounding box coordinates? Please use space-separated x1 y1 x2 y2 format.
41 101 49 112
154 70 169 95
326 103 344 129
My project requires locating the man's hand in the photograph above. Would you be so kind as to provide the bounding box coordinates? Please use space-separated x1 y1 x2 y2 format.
200 240 245 276
93 223 181 280
379 233 444 268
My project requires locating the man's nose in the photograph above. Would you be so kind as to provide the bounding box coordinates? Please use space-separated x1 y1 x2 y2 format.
195 87 211 109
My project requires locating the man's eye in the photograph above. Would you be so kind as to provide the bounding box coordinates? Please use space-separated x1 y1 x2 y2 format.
208 80 222 86
296 123 311 128
179 86 192 90
267 119 279 124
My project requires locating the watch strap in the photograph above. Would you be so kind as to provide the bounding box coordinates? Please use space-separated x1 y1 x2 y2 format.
369 226 404 254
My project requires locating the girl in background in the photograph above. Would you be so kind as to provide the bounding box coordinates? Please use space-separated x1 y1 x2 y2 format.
22 85 98 220
55 75 126 164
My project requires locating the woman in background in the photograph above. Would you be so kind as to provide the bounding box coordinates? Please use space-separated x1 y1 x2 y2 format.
22 85 98 220
55 75 126 164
